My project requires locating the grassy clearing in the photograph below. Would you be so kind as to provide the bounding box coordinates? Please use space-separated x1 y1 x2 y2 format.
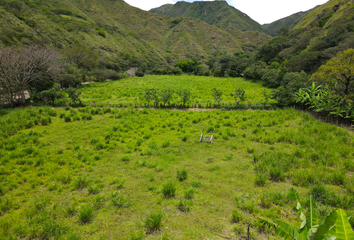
79 75 274 106
0 105 353 239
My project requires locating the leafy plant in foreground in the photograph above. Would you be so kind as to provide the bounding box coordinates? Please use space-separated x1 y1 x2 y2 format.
259 188 354 240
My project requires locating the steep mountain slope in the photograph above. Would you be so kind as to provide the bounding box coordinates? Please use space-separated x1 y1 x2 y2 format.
150 1 266 33
263 7 317 37
256 0 354 73
0 0 265 70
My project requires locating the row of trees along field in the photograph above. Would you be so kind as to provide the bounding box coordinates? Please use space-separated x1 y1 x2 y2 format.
0 45 131 107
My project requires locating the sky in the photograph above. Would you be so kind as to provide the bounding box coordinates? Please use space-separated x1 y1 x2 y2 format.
124 0 329 24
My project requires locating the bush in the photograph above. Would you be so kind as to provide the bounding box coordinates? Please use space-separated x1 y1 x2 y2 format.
136 70 144 77
144 210 164 233
170 67 183 75
162 181 177 198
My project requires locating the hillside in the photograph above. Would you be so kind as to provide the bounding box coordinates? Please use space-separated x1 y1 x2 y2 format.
263 7 316 36
255 0 354 73
150 1 266 33
0 0 269 71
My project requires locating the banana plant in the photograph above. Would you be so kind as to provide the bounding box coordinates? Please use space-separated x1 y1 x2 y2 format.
294 82 324 107
259 188 354 240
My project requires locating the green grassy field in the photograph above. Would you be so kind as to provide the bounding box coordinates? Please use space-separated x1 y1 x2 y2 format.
79 75 274 107
0 103 353 239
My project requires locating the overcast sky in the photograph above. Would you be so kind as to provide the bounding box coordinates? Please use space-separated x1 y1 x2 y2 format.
124 0 329 24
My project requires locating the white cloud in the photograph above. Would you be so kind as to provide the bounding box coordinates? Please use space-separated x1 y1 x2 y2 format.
229 0 329 24
123 0 329 24
124 0 175 11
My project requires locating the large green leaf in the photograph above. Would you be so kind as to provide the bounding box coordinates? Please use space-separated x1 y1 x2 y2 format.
274 219 302 240
300 212 307 230
289 188 298 200
308 196 318 229
312 211 337 240
336 209 354 240
307 196 319 240
259 218 303 240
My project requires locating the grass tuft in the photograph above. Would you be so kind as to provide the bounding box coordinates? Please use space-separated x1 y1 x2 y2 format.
162 181 177 199
144 210 164 234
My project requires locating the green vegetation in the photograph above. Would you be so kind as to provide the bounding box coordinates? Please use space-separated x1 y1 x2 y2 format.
1 99 354 238
150 1 266 33
0 0 264 78
260 188 354 239
263 8 315 37
79 75 273 107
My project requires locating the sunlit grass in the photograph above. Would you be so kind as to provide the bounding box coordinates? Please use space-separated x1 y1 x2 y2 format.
0 104 353 238
79 75 274 106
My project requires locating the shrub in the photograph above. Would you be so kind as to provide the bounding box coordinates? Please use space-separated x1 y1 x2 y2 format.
177 169 187 182
162 181 177 198
144 210 164 233
121 155 130 162
78 205 94 224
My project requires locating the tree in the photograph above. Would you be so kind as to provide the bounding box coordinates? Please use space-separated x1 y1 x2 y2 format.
310 49 354 106
175 60 196 73
255 36 292 64
41 89 64 105
160 89 174 106
212 88 222 106
62 46 98 70
178 89 191 107
231 88 247 106
144 89 160 107
272 71 310 107
66 87 81 106
0 45 61 106
144 89 154 105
